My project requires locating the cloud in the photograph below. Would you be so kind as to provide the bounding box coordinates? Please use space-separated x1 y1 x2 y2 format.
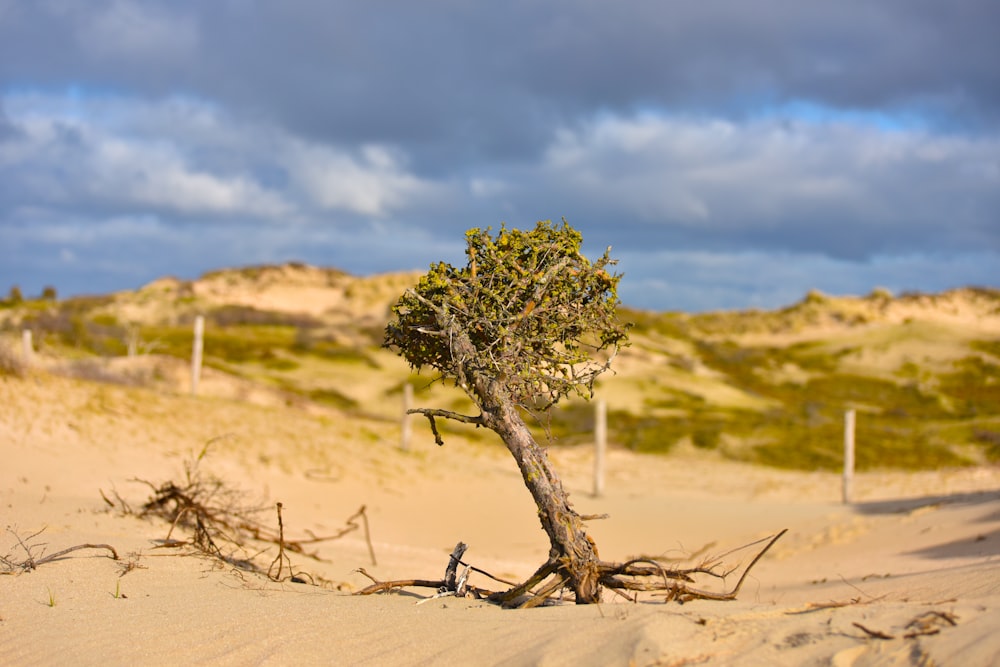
0 99 288 219
284 142 439 217
0 92 448 222
495 112 1000 259
75 0 199 64
1 2 998 310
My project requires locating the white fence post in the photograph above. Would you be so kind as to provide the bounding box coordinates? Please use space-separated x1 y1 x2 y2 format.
593 398 607 497
191 315 204 396
401 383 413 452
842 408 856 504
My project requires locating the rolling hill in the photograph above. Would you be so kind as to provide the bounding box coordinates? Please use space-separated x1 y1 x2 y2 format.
2 262 998 471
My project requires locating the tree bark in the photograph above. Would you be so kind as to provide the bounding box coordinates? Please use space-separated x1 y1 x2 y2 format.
475 374 602 603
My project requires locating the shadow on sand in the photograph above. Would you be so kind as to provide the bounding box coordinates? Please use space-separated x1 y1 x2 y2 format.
852 489 1000 559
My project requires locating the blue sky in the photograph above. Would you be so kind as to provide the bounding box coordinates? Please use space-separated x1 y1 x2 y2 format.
1 1 997 312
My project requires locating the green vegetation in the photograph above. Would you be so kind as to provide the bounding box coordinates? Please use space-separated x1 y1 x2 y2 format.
2 264 997 472
4 285 24 306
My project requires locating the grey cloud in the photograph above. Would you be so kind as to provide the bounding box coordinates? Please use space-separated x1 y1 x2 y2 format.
1 1 998 310
491 115 1000 260
4 2 998 163
0 93 453 223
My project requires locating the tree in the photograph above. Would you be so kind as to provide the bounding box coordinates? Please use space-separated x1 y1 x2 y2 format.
385 220 626 603
6 285 23 305
381 220 784 606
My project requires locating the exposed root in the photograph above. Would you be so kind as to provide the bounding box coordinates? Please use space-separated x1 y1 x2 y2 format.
354 530 787 608
103 441 376 583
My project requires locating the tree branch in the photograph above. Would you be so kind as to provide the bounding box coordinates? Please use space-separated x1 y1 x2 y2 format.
408 408 484 446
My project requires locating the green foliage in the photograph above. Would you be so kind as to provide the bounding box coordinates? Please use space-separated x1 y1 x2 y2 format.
19 304 127 356
262 357 300 371
293 334 380 367
971 339 1000 358
939 356 1000 417
749 419 970 471
207 305 322 329
306 387 359 411
972 428 1000 461
617 307 690 339
6 285 23 305
385 220 630 408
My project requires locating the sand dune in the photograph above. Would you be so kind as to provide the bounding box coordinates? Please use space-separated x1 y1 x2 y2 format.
2 370 1000 665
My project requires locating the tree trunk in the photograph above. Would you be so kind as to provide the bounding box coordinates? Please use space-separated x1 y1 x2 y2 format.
476 377 602 603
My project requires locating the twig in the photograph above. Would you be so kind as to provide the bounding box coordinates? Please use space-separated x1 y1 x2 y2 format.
34 544 119 567
356 542 495 599
2 527 118 574
641 529 788 602
408 408 484 446
784 600 858 615
268 502 293 581
853 622 894 640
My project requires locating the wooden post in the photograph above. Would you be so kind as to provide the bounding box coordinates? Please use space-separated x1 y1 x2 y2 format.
842 408 856 504
593 398 607 497
401 383 413 451
191 315 204 396
21 329 33 365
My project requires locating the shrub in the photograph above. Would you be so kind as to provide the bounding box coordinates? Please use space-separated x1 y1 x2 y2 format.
6 286 23 305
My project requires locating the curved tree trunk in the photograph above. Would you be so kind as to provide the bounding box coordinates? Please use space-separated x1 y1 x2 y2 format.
475 376 602 603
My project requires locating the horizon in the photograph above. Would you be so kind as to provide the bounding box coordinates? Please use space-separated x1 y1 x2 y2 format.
5 258 996 316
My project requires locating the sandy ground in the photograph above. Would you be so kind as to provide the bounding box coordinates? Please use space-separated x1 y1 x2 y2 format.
2 371 1000 666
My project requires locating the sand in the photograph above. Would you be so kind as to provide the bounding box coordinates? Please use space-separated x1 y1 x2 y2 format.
2 371 999 666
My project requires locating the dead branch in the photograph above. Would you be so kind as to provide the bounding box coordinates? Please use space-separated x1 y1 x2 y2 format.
108 446 376 582
1 527 119 574
853 622 894 640
355 568 447 594
34 543 119 566
444 542 468 590
488 559 560 606
903 611 958 638
267 502 293 581
252 505 377 566
518 573 569 609
407 408 483 446
784 600 859 614
645 529 788 602
356 542 498 599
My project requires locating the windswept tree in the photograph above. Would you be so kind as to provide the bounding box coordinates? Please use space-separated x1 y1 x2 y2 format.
385 220 626 603
382 220 784 606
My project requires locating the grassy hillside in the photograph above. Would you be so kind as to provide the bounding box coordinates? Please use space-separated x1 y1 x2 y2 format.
3 263 998 471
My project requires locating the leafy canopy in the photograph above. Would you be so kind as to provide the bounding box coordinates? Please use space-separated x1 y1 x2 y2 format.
385 220 629 408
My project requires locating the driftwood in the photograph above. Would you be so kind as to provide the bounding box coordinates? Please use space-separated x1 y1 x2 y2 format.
356 530 787 609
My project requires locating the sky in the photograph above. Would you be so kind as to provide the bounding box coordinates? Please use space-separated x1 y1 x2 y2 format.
1 1 998 312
